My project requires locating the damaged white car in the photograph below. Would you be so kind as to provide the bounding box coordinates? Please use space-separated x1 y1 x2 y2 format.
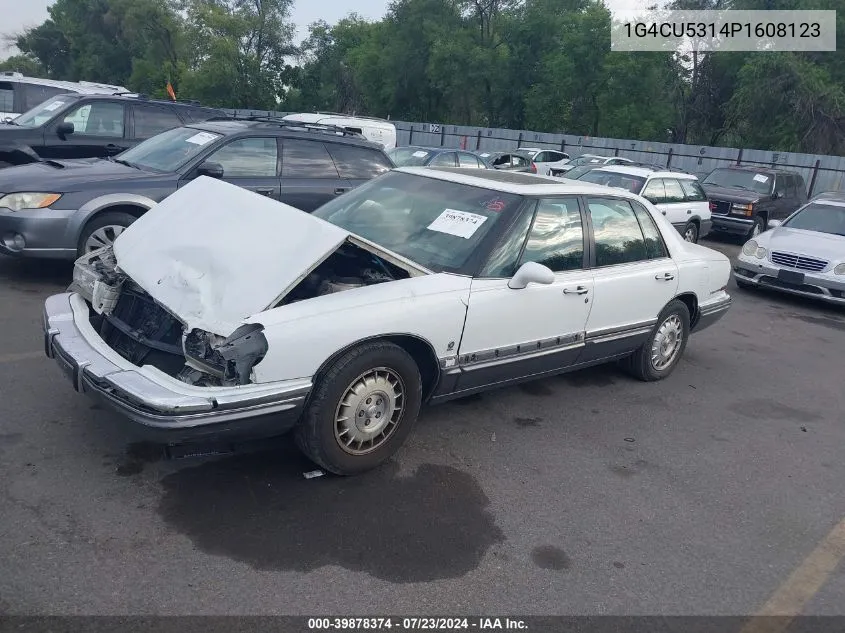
44 170 732 475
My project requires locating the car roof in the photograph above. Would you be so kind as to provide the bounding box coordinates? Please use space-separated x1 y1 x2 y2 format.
810 192 845 205
395 166 631 197
713 165 798 176
591 165 698 180
394 146 456 153
0 72 127 94
191 119 384 148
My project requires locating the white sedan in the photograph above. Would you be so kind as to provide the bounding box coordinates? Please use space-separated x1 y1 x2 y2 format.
44 169 732 475
734 194 845 304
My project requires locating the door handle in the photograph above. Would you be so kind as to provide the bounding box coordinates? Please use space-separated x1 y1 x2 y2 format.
563 286 589 295
687 209 692 214
662 211 667 216
655 272 675 281
334 187 349 195
255 188 274 196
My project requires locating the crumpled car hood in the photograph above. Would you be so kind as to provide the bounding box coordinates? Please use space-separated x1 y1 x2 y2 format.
113 176 350 335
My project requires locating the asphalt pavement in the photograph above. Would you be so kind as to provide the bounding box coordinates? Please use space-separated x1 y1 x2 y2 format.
1 238 844 617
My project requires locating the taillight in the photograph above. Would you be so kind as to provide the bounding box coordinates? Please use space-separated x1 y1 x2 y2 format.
530 162 537 173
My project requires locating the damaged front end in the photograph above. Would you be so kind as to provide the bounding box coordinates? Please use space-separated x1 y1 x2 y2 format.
69 248 268 388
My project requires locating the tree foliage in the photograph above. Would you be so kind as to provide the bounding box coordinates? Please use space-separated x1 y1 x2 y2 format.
5 0 845 152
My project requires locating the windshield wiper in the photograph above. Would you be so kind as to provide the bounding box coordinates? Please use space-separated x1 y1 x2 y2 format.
2 118 19 126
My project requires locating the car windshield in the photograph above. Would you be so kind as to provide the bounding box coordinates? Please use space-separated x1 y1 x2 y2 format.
578 170 647 194
388 147 433 167
115 126 223 172
783 202 845 237
564 165 598 180
13 96 75 128
703 168 773 194
568 155 605 167
312 171 522 274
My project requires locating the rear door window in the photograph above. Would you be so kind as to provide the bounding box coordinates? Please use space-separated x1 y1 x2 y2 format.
458 152 484 168
132 104 183 139
282 139 339 178
663 179 686 203
324 143 392 179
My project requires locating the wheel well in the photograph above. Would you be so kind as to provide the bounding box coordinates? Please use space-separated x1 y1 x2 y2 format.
675 292 699 327
756 211 768 222
314 335 441 402
89 204 148 221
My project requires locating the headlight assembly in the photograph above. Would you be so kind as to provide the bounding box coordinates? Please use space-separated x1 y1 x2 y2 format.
742 240 758 256
0 192 62 211
835 263 845 275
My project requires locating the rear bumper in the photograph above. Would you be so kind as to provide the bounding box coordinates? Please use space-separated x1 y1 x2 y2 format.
692 292 732 332
734 258 845 305
44 292 311 443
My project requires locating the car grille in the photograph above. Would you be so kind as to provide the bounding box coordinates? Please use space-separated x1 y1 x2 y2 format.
710 200 731 215
770 252 829 272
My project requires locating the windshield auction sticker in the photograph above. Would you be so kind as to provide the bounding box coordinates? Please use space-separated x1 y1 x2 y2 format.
611 10 836 52
427 209 488 239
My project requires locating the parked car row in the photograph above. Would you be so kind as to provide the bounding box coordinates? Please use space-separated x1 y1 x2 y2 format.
0 71 129 122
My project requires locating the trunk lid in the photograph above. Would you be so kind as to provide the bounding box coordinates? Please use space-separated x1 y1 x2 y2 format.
112 176 350 335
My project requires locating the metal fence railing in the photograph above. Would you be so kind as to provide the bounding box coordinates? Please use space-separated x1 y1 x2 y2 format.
394 121 845 197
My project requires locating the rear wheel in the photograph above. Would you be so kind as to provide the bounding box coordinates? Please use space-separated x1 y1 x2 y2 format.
77 211 137 257
622 300 691 382
295 342 422 475
682 221 699 243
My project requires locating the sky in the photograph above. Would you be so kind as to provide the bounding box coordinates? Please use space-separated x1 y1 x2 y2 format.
0 0 644 60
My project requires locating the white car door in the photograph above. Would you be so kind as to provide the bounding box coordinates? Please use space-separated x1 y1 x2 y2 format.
456 198 594 391
581 196 679 363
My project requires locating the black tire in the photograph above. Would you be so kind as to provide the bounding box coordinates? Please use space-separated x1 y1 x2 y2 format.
682 221 699 243
77 211 137 258
295 341 422 475
747 215 766 239
622 299 691 382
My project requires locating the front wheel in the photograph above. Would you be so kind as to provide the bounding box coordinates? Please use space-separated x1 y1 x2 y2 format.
295 342 422 475
77 211 137 257
622 300 691 382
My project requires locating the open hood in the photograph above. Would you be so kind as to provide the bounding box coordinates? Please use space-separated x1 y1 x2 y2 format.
113 177 350 335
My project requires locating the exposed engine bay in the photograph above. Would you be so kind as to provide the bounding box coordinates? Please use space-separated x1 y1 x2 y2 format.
280 241 410 305
69 242 411 388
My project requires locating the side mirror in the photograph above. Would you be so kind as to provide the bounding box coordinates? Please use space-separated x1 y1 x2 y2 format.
508 262 555 290
197 161 224 179
56 122 74 139
772 191 784 200
768 219 783 228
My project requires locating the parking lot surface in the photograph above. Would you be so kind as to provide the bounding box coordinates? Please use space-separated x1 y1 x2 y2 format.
1 238 844 616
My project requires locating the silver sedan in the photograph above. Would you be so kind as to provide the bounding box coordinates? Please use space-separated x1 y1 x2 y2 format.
734 195 845 305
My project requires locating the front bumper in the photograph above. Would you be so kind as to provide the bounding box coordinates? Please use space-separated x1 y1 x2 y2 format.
710 214 754 236
692 292 732 332
734 257 845 305
0 207 78 259
43 292 311 443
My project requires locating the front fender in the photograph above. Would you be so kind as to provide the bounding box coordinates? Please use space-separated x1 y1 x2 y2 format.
77 193 160 215
245 274 473 383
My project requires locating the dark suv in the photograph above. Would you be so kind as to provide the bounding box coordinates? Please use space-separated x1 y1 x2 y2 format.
0 93 226 167
702 166 808 239
0 117 393 260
